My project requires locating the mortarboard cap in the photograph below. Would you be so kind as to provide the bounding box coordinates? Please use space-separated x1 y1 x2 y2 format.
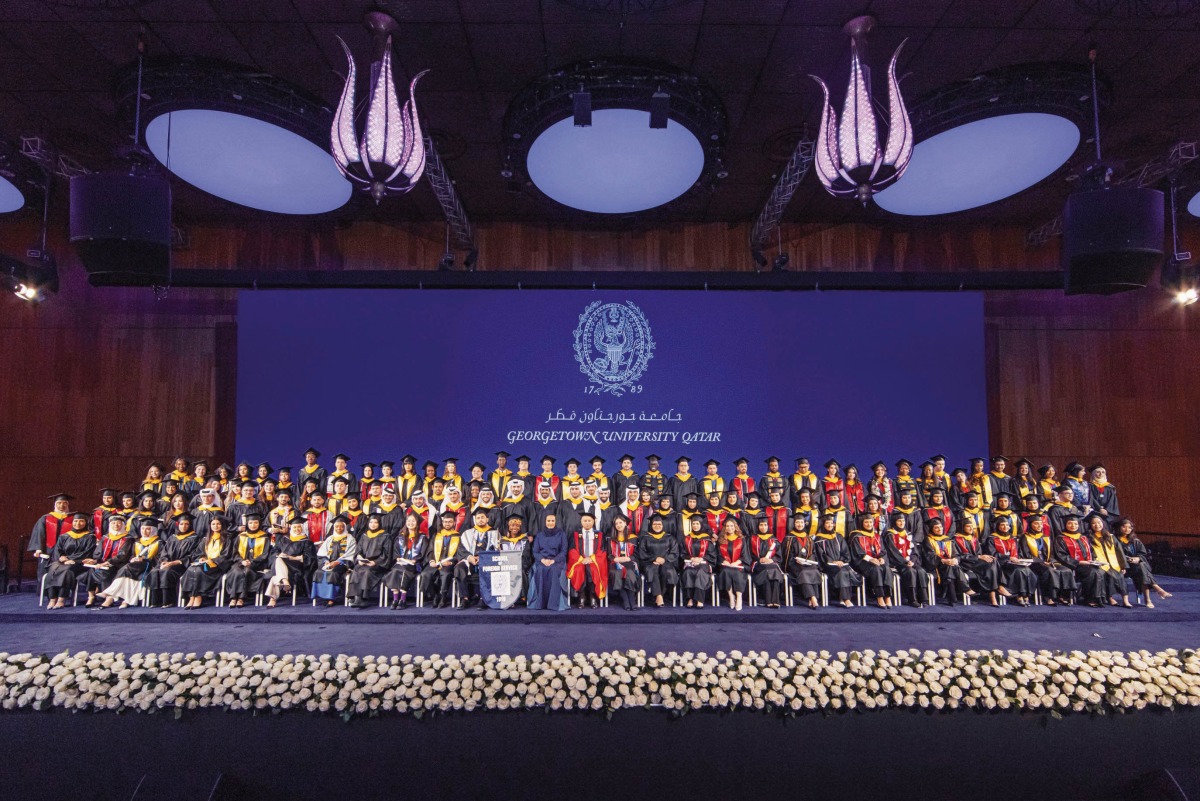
540 455 556 464
674 455 691 464
256 462 273 472
70 511 89 520
564 458 581 467
422 460 438 470
379 461 395 469
1088 462 1105 473
304 448 321 458
360 462 377 470
870 461 886 471
332 453 350 462
400 455 416 464
645 454 662 461
895 459 912 469
823 459 840 469
495 451 511 458
470 462 486 472
991 455 1008 463
704 459 720 468
618 454 635 462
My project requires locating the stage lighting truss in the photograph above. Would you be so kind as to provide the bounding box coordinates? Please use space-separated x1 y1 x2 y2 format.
556 0 698 15
874 62 1101 216
501 60 728 216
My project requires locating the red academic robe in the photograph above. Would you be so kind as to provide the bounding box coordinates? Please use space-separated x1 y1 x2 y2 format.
844 481 866 516
704 509 728 538
304 508 330 544
567 530 608 597
764 504 790 542
730 475 756 505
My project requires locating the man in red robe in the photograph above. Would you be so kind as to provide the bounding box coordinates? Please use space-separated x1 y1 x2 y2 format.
566 510 608 607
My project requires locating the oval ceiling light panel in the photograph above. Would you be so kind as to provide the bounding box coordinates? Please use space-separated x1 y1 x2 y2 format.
875 112 1080 216
527 108 705 213
145 110 353 214
0 175 24 214
1187 190 1200 217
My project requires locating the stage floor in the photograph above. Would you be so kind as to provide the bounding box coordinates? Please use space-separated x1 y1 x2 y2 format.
2 576 1197 657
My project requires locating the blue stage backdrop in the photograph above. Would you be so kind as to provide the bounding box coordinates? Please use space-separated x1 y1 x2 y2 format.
237 290 987 475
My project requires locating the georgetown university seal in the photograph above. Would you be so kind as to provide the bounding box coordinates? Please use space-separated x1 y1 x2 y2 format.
573 300 655 397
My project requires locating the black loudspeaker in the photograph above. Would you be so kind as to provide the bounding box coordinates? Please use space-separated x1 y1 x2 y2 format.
70 171 171 286
1062 186 1164 295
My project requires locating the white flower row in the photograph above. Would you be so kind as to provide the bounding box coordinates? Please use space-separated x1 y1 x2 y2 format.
0 647 1197 718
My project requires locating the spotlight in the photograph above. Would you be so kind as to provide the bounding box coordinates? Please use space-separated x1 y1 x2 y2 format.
1179 287 1199 306
436 252 455 271
0 252 57 304
649 90 670 129
1162 257 1198 305
772 252 790 272
572 89 592 127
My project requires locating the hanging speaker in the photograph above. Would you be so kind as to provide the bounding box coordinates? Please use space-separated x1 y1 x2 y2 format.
70 171 171 286
1062 186 1164 295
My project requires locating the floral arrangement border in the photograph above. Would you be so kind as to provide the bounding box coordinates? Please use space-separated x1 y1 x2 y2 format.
2 647 1198 720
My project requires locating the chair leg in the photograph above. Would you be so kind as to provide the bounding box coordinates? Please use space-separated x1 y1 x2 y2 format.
926 574 935 606
38 574 46 608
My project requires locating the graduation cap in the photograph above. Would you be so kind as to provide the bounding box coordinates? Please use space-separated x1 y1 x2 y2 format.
495 451 511 458
163 479 179 488
193 460 210 469
918 461 933 470
1063 513 1082 523
330 514 350 526
897 485 915 496
995 491 1015 501
991 516 1013 529
1088 462 1105 473
990 455 1008 463
367 512 386 521
99 488 118 496
645 454 662 461
70 511 89 520
924 517 945 530
379 461 395 469
515 455 532 463
927 486 945 496
277 466 293 473
618 454 635 463
147 461 165 471
304 448 321 458
734 457 749 466
756 517 772 527
870 461 886 471
332 474 350 485
965 489 980 498
1023 494 1041 505
930 454 946 462
422 460 438 470
309 490 327 498
506 510 527 520
1065 461 1084 474
589 455 606 464
469 479 486 491
969 457 985 465
865 492 882 501
333 453 350 462
471 506 491 516
764 456 781 464
1054 485 1072 494
361 462 377 470
400 455 417 464
682 491 701 500
540 455 556 464
825 486 842 495
794 457 810 465
137 489 159 501
443 457 458 465
704 459 720 468
1037 464 1055 477
257 462 274 472
579 508 596 519
564 458 581 467
244 511 264 521
217 463 234 473
288 515 307 526
172 455 191 466
823 459 840 469
795 485 814 495
674 455 691 464
470 462 486 472
439 509 458 519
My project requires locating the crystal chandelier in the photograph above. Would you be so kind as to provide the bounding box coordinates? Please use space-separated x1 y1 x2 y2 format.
331 13 429 204
810 16 913 205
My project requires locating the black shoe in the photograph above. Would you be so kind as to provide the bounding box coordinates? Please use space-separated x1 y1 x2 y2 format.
589 598 598 608
476 600 488 610
398 598 408 610
390 598 400 610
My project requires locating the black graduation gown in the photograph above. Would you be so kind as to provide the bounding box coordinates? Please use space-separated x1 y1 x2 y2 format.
189 505 226 539
1091 483 1120 525
1054 533 1104 602
607 536 641 591
985 535 1036 596
1117 536 1155 592
959 507 990 542
610 470 641 503
45 533 98 593
1046 502 1082 539
556 499 593 537
921 535 970 600
297 465 329 495
715 536 751 594
272 535 317 588
954 534 1000 593
530 499 562 533
225 534 273 598
636 532 679 596
780 533 822 599
225 500 267 534
639 470 667 500
421 532 463 600
982 472 1015 508
758 473 789 508
787 472 822 510
665 473 698 513
812 535 861 594
680 535 717 592
1018 534 1076 596
892 505 925 546
641 510 681 541
499 496 534 532
849 532 892 598
883 529 928 604
819 505 851 538
180 536 233 596
146 533 203 596
86 536 135 593
386 534 429 593
748 534 785 599
348 529 394 601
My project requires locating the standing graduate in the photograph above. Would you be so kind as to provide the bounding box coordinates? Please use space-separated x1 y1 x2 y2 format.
225 483 266 534
488 451 513 500
762 489 791 541
647 494 681 541
639 454 666 500
96 519 162 609
298 448 327 496
507 455 534 499
224 513 272 607
666 456 699 512
892 488 924 546
407 491 437 534
438 484 469 531
922 517 970 606
326 475 354 519
610 454 641 503
267 492 298 538
421 511 464 608
92 489 119 540
819 487 851 537
843 465 866 518
556 481 594 536
891 459 919 504
386 513 429 609
1054 514 1104 607
883 512 928 608
781 512 823 609
393 457 422 505
526 512 568 611
679 517 717 608
181 516 233 609
812 514 860 608
948 469 974 514
146 513 202 607
264 517 315 608
273 466 295 505
868 462 894 514
698 459 724 499
729 458 756 505
607 514 641 611
530 480 561 532
959 491 989 542
1037 464 1058 502
471 485 502 530
325 453 358 495
587 456 611 494
637 514 679 607
759 457 788 508
788 458 822 510
566 510 607 608
561 458 585 495
43 512 95 609
1046 485 1083 539
347 513 394 608
29 493 75 589
499 478 534 533
420 460 440 498
311 515 357 607
981 455 1015 508
140 462 166 494
1018 515 1074 605
821 460 845 506
920 487 956 540
749 517 786 608
739 493 767 538
1012 459 1038 503
1089 464 1120 529
849 517 892 609
537 456 562 500
789 488 820 539
1063 462 1092 515
930 455 953 496
716 518 750 610
302 492 332 545
1115 518 1171 607
699 491 725 542
985 516 1035 606
989 493 1020 540
358 462 377 500
84 516 134 607
915 462 939 508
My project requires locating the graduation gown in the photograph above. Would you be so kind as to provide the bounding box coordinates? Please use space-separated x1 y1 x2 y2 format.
780 532 822 599
665 473 698 512
348 528 394 600
922 534 970 599
386 534 429 593
812 534 861 593
190 504 226 539
607 536 641 591
715 535 750 594
982 472 1014 508
1090 483 1120 524
849 531 891 598
298 464 328 495
788 471 821 510
325 470 359 496
680 534 717 592
312 534 357 600
498 496 533 533
636 531 679 596
421 530 463 600
45 532 97 594
567 529 608 597
960 507 989 542
883 528 928 604
1018 533 1076 596
639 470 666 500
730 475 757 506
748 533 785 591
954 533 999 593
392 473 422 505
892 504 925 546
620 502 651 538
556 499 595 537
763 504 790 542
1054 532 1104 602
1046 501 1083 539
530 497 562 533
272 534 316 587
610 470 641 504
225 533 272 597
91 506 119 539
28 512 73 573
986 534 1035 596
488 469 514 500
921 505 956 540
1117 536 1156 592
758 472 789 507
86 534 135 592
526 529 568 610
147 532 203 596
820 505 852 538
180 535 234 596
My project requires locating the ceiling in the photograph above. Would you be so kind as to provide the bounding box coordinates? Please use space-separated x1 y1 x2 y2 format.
2 0 1199 230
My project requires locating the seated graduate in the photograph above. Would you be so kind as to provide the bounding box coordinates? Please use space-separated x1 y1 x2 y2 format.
145 512 201 607
497 511 534 606
680 516 717 608
607 513 640 611
716 517 751 610
739 491 766 536
647 494 680 541
420 510 464 609
526 511 569 611
180 515 233 609
1115 518 1171 608
813 513 860 608
347 512 394 609
1087 512 1132 609
636 513 680 608
96 518 163 609
311 514 357 607
1053 513 1104 607
781 511 823 609
921 487 955 539
224 512 272 607
820 487 851 537
264 516 315 608
985 516 1036 607
1018 514 1074 606
954 517 1007 606
849 514 893 609
44 512 95 609
457 508 500 609
163 493 191 536
84 516 135 608
883 511 928 608
789 488 820 539
567 510 608 608
922 517 970 606
1046 484 1082 539
749 515 786 608
385 512 429 609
